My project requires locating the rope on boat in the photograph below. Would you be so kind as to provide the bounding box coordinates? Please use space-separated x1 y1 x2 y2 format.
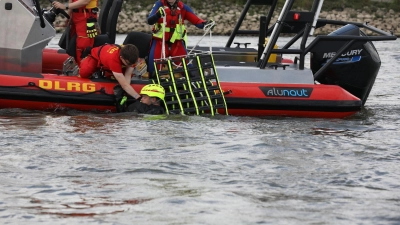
187 20 215 55
161 12 167 60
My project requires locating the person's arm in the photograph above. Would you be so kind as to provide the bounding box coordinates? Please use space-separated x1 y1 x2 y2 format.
182 4 206 28
113 71 141 99
68 0 73 15
147 1 163 25
52 0 91 10
124 66 134 84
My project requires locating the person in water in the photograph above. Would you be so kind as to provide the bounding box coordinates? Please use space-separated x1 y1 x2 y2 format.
79 44 141 100
126 84 165 114
52 0 100 65
146 0 215 76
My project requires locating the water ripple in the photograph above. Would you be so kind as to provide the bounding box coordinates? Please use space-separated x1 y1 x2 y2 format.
0 38 399 224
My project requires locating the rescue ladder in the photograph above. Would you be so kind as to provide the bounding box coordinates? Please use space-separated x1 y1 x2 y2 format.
154 53 228 116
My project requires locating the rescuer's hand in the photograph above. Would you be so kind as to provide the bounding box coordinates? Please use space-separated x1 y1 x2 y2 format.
204 20 216 30
86 22 97 38
156 7 166 18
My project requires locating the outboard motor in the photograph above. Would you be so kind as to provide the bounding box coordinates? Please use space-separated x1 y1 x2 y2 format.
310 24 381 105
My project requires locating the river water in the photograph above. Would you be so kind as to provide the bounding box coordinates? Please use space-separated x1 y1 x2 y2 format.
0 35 399 224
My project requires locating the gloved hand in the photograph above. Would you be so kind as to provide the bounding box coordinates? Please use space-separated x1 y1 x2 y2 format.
86 20 97 38
115 95 128 113
120 96 127 106
204 20 216 30
156 7 165 18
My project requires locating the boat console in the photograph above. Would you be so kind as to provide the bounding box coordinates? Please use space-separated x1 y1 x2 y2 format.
0 0 123 75
0 0 55 73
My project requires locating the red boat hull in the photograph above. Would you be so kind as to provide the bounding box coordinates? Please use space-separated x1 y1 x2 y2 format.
0 71 144 113
0 49 361 118
42 48 69 74
219 83 360 118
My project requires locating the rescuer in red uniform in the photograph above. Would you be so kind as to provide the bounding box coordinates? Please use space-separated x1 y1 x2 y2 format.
53 0 99 65
79 44 141 100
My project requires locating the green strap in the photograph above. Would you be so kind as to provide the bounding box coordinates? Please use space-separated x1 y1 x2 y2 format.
208 53 229 115
196 56 215 116
167 60 185 115
153 54 228 116
182 57 200 115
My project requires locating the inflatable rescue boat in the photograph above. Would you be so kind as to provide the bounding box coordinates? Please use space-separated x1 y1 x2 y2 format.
0 0 397 118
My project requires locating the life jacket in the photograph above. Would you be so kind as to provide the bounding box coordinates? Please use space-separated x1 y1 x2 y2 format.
72 0 98 9
92 44 136 79
127 101 165 115
152 0 187 44
94 44 121 67
82 44 121 78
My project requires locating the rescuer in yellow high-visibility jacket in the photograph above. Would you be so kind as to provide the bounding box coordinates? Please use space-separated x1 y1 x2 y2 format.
147 0 215 76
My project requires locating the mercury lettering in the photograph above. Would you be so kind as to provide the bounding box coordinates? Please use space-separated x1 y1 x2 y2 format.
39 80 96 92
322 49 363 58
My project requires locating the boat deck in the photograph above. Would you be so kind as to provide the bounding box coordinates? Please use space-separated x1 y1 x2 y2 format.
215 62 315 84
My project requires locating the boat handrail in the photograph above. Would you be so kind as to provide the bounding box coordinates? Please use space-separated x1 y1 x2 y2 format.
224 0 397 72
226 0 279 48
258 1 397 70
258 0 293 68
316 19 396 37
309 0 324 35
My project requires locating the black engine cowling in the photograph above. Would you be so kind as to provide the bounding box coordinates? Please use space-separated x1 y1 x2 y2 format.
311 24 381 105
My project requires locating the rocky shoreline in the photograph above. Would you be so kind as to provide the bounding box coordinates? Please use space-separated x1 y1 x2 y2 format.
53 3 400 37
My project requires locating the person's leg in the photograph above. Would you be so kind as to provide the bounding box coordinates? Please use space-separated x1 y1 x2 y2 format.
79 56 98 78
172 41 199 77
171 41 188 65
72 14 96 65
148 40 163 75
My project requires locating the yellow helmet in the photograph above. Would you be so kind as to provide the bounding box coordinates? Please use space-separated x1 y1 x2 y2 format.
140 84 165 100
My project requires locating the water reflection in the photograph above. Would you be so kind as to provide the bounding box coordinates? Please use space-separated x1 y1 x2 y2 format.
25 197 150 217
68 115 115 134
0 109 48 130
